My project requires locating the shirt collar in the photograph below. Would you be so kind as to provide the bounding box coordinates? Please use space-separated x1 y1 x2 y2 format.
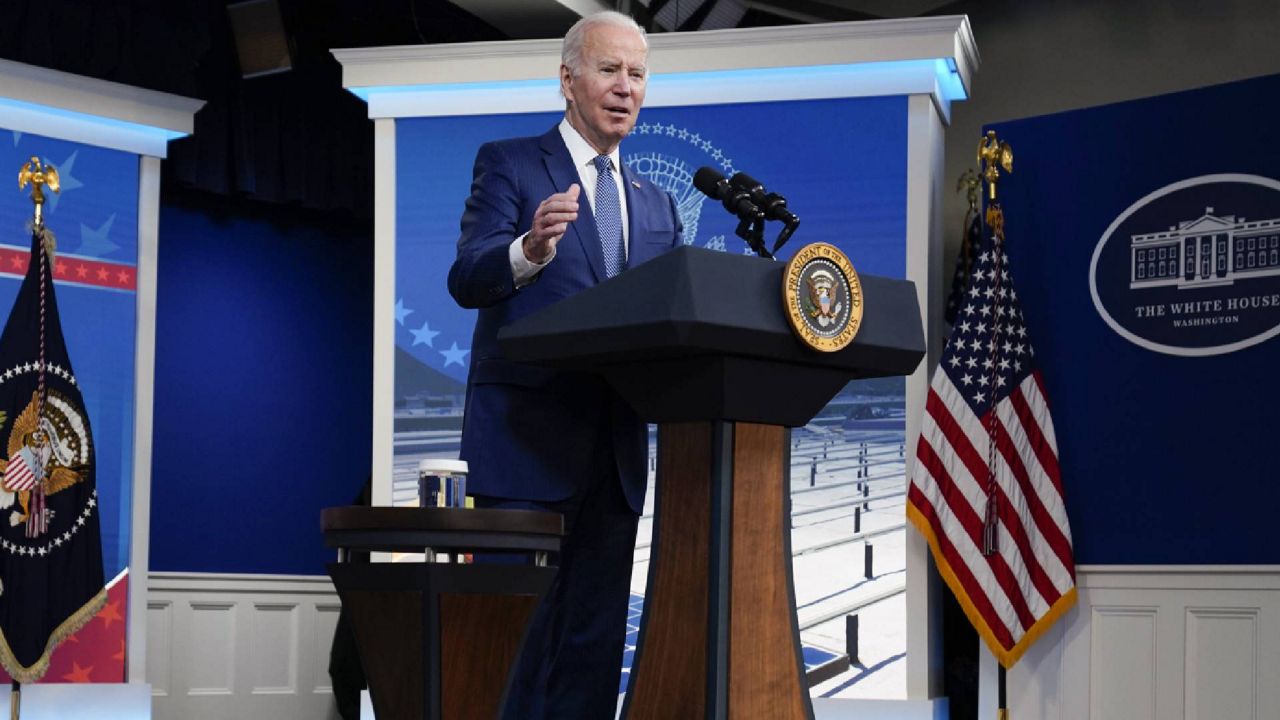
559 118 621 175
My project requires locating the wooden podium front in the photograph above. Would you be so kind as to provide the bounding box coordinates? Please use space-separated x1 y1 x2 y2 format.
322 507 562 720
498 247 925 719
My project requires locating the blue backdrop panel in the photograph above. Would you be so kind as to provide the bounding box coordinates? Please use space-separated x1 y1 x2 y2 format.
150 205 373 575
988 73 1280 564
393 96 908 431
0 129 138 579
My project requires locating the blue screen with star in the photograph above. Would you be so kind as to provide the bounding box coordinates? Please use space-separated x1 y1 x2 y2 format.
0 128 138 581
393 96 908 442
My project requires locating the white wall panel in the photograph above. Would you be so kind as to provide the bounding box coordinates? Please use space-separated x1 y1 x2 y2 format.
1089 607 1157 720
148 573 341 720
980 566 1280 720
186 602 236 695
146 600 173 697
1186 608 1258 720
250 603 299 693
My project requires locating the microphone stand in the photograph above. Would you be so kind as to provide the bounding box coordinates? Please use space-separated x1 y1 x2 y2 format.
735 215 773 259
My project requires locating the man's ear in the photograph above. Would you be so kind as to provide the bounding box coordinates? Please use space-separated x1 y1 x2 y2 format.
559 64 574 102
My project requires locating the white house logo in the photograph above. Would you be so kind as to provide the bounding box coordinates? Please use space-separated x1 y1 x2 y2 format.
624 122 739 251
1090 174 1280 356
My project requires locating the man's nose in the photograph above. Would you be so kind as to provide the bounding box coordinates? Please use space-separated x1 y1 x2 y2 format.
613 73 632 94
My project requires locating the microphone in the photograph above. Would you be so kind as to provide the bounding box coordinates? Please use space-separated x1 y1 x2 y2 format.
728 172 800 228
693 167 763 221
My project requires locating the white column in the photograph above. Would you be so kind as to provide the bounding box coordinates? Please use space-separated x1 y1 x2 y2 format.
903 92 946 701
127 154 162 683
371 118 397 508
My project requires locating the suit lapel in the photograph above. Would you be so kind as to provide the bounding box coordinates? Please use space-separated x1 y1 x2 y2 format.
540 128 606 283
621 161 642 267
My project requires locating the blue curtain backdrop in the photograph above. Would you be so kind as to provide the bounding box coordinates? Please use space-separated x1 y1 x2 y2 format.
988 73 1280 564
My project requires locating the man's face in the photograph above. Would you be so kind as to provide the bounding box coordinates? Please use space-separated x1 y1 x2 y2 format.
561 24 648 155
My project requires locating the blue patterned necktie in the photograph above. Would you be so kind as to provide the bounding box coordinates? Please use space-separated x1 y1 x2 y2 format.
593 154 625 278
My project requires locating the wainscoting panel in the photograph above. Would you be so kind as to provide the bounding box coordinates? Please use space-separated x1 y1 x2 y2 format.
148 573 342 720
983 566 1280 720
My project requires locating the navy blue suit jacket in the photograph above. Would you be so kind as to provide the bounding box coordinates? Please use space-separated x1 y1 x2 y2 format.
447 125 683 513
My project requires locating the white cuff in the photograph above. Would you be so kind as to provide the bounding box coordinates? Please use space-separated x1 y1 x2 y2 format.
510 233 554 287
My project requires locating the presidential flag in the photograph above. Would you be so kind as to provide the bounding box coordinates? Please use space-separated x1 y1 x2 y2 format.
906 204 1076 668
0 227 105 682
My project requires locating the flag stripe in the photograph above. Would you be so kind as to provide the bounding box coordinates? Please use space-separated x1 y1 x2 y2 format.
993 404 1075 584
918 401 1038 633
1013 374 1064 494
936 368 1075 548
906 483 1017 650
996 386 1075 574
919 401 1054 620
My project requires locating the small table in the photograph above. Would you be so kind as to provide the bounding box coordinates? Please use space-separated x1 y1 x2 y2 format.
322 507 563 720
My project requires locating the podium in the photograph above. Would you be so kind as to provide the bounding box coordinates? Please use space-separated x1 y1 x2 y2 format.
321 507 563 720
499 246 924 719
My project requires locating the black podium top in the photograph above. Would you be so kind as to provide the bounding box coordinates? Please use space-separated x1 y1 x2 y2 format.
498 246 925 426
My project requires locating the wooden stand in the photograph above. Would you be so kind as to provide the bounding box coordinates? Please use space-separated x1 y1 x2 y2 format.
623 422 809 719
322 507 562 720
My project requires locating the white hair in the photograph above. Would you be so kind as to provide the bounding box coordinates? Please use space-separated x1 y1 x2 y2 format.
561 11 647 76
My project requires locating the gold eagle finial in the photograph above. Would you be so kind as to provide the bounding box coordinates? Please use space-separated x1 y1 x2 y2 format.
977 131 1013 202
18 157 60 227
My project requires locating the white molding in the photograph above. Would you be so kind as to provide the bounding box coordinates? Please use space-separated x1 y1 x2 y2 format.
0 58 204 157
904 93 947 701
128 155 162 684
334 16 978 120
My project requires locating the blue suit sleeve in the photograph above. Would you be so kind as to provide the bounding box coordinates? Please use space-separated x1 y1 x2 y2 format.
667 189 684 248
448 142 524 309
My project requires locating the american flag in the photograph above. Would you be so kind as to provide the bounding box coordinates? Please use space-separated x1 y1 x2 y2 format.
906 210 1077 668
3 447 41 492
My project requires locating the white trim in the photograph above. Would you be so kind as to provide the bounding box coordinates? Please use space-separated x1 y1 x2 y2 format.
361 59 963 120
148 572 336 595
334 16 978 120
127 154 162 684
904 93 947 700
372 118 396 510
334 16 977 89
0 58 204 157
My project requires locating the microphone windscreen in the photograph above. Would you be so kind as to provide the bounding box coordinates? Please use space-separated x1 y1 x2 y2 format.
693 166 727 198
729 171 763 192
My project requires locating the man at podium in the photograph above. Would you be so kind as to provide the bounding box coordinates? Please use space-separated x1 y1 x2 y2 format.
446 11 682 720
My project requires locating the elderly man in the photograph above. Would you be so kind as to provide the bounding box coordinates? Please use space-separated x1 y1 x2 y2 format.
447 10 682 720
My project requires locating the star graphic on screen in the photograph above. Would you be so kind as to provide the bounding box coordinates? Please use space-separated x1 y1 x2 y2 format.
410 320 440 347
440 342 470 367
98 599 124 629
394 298 413 325
63 661 93 683
45 150 84 213
78 213 120 257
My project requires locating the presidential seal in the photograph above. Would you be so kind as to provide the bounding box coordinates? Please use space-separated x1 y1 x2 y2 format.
783 243 863 352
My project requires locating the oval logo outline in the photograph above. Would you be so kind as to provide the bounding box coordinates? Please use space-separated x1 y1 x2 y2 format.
1088 173 1280 357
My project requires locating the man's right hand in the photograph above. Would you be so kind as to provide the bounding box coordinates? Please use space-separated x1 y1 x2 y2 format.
523 184 580 264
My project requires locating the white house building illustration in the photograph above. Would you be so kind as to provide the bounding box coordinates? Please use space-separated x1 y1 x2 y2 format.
1130 207 1280 289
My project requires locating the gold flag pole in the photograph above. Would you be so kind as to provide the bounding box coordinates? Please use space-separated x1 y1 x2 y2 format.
18 157 60 230
9 157 62 720
977 130 1013 720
